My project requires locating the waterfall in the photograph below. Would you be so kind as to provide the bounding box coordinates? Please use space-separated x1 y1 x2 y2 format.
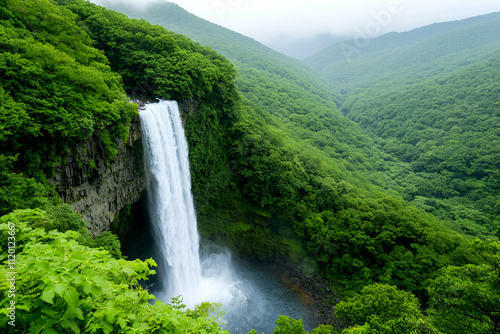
140 100 203 305
139 100 315 333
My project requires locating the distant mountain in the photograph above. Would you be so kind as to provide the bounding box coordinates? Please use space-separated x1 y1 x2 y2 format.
305 11 500 92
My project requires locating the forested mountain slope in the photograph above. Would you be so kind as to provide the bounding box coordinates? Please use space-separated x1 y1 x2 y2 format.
305 12 500 92
305 13 500 240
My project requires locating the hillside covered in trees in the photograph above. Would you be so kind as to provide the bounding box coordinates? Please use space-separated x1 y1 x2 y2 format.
305 12 500 241
1 0 499 333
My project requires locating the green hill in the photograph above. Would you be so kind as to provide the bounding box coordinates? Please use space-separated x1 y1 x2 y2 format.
304 12 500 239
305 11 500 92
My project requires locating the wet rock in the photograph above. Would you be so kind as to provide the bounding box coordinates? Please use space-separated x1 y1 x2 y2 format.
275 267 344 330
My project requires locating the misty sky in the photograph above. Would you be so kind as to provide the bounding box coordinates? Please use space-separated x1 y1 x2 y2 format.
93 0 500 58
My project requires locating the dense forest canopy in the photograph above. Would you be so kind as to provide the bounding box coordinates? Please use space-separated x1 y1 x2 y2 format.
1 0 499 333
305 12 500 241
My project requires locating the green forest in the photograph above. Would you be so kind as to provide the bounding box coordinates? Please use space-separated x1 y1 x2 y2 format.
1 0 499 333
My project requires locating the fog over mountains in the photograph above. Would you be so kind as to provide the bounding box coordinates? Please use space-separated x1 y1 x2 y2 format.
89 0 500 58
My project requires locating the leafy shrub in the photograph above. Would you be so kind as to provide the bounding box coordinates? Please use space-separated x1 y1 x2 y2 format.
94 231 122 259
0 212 226 333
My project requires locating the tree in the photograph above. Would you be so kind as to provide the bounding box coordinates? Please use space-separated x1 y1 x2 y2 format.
335 283 422 325
428 239 500 334
336 284 441 334
273 315 308 334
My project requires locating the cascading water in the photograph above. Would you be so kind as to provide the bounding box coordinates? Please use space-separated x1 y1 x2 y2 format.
141 100 241 309
139 100 316 333
140 100 203 305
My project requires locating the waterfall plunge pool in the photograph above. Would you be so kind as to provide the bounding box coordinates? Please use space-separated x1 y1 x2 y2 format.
126 215 318 334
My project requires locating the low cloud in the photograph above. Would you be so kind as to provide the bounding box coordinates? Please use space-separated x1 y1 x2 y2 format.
89 0 500 53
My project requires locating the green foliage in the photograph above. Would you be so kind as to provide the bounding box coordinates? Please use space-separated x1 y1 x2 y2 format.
0 154 54 216
0 211 227 333
0 205 123 259
0 0 138 178
341 317 442 334
428 239 500 334
336 284 441 334
187 301 226 327
335 284 422 325
310 325 339 334
248 316 339 334
98 130 119 161
94 231 122 259
170 295 187 310
273 316 308 334
54 0 237 105
45 203 88 233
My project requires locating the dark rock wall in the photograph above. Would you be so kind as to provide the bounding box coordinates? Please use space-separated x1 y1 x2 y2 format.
51 117 146 236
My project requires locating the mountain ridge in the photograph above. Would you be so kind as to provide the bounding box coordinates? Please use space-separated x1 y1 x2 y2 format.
306 11 500 68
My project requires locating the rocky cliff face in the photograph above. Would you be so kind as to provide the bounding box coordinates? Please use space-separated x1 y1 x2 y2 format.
51 117 145 236
50 99 199 237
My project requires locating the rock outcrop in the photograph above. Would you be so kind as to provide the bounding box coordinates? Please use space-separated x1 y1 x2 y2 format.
51 117 145 236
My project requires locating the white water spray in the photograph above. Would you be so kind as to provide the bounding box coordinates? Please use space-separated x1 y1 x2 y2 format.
140 100 242 308
140 100 202 305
